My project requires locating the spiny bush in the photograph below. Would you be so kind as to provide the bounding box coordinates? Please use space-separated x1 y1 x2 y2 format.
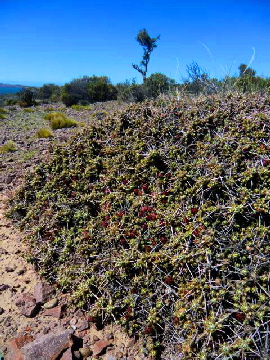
36 128 53 138
44 112 79 130
9 93 270 359
0 140 17 153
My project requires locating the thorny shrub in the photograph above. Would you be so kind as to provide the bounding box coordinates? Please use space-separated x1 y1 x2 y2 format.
8 93 270 359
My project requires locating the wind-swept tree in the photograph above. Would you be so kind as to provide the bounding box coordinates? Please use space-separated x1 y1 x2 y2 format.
239 63 256 77
132 29 160 82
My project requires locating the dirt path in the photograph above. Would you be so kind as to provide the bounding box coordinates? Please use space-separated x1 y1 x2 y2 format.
0 192 40 351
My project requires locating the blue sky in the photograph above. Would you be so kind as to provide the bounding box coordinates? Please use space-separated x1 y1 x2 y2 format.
1 0 269 86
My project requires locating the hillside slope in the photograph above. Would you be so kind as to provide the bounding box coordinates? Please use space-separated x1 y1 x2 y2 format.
9 93 270 359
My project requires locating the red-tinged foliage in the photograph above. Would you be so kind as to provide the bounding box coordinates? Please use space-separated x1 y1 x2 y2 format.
9 94 270 359
144 325 153 334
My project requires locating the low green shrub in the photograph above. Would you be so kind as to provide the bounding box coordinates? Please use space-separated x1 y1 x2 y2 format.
23 108 34 113
0 140 17 153
0 114 6 120
36 128 53 138
0 108 7 114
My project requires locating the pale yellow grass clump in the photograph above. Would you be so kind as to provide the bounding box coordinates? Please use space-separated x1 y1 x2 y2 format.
44 112 80 129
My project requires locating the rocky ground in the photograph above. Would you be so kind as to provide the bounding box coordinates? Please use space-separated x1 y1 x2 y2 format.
0 102 148 360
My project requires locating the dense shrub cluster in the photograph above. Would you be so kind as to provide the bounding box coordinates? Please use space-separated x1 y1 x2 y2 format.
9 93 270 358
61 76 117 106
37 83 61 103
116 73 176 102
18 88 36 107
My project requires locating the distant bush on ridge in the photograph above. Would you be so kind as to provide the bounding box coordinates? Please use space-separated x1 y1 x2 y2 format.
61 75 117 106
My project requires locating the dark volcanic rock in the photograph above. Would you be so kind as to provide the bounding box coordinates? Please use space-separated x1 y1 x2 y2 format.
34 282 55 304
15 294 39 318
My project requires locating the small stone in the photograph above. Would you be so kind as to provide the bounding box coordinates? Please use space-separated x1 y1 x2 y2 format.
106 333 114 340
34 282 55 304
92 340 112 356
69 317 77 326
15 294 39 318
126 338 135 348
43 298 58 309
5 266 15 272
73 350 81 359
60 347 73 360
6 174 15 184
17 268 26 275
43 305 62 319
75 309 84 317
42 327 50 335
106 355 117 360
17 329 74 360
0 284 9 292
78 319 89 331
93 335 100 342
116 351 124 359
79 347 92 357
13 284 21 288
0 307 4 315
83 333 90 344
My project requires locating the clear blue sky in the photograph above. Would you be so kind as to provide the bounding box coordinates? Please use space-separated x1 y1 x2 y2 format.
1 0 269 86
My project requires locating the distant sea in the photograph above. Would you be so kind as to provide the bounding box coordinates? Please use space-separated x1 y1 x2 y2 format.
0 87 23 94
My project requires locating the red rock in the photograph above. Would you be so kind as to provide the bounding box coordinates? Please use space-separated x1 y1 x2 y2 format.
92 340 112 356
60 347 73 360
43 305 62 319
15 294 39 317
7 334 34 360
34 282 55 304
16 329 74 360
